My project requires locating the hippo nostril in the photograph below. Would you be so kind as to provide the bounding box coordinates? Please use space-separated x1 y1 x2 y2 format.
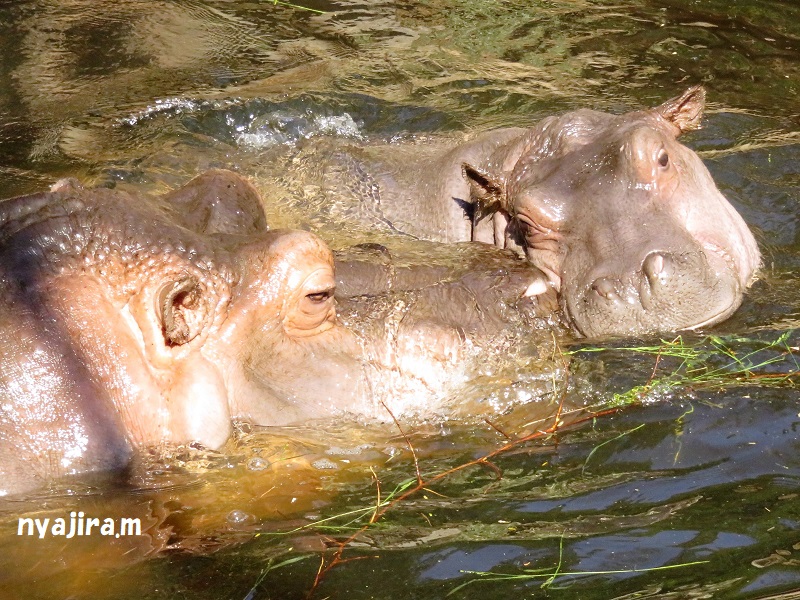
592 277 619 302
643 252 672 287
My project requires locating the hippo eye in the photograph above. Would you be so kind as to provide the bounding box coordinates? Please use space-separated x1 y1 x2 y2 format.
305 288 334 304
286 266 338 337
657 149 670 168
287 282 337 337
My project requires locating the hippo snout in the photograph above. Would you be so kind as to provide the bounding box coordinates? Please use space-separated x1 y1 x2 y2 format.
589 252 679 307
574 247 744 338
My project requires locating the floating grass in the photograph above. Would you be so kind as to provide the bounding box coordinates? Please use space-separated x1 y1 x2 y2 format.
570 330 798 409
447 560 712 595
447 532 710 595
268 0 325 14
242 554 314 600
256 477 420 537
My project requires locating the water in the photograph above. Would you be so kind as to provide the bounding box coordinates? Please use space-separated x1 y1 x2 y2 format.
0 0 798 598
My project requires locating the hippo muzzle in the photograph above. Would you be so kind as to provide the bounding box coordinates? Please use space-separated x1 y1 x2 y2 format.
464 86 760 338
563 237 748 338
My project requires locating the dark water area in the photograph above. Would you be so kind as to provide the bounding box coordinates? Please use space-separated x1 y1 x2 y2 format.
0 1 798 599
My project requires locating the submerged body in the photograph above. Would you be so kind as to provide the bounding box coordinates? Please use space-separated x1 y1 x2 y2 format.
289 86 760 336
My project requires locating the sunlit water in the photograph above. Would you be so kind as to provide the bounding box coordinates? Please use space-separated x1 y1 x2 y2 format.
0 1 798 598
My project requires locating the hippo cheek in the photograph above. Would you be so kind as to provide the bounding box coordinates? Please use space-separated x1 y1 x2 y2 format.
230 328 375 424
563 249 744 338
217 229 385 423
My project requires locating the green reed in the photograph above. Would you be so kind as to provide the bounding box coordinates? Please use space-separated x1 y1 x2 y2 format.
571 330 798 409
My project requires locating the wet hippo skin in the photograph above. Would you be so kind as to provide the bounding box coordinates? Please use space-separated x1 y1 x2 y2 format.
0 88 761 495
302 86 760 337
0 170 544 495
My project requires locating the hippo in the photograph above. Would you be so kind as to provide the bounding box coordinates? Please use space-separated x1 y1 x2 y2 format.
0 170 545 495
288 86 760 337
0 88 761 495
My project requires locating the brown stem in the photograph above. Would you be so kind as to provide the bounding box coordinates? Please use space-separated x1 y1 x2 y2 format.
381 399 423 486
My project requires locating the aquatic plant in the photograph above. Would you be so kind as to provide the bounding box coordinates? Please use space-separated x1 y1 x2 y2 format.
572 330 799 410
447 533 710 594
269 0 324 14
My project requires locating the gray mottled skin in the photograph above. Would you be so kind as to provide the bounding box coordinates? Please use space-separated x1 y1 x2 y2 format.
0 170 543 495
298 87 760 337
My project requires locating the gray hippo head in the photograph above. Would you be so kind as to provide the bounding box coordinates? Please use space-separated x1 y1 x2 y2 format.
464 87 760 337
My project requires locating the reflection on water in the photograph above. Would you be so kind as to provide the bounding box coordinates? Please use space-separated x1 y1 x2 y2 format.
0 0 798 598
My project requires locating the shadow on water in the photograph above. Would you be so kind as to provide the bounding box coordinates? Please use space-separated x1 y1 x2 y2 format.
0 0 798 598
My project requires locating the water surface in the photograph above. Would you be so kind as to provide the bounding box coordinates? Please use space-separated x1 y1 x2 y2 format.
0 1 798 598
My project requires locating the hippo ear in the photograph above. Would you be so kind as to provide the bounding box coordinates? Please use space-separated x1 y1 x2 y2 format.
163 169 269 236
158 277 204 346
655 85 706 134
462 163 506 212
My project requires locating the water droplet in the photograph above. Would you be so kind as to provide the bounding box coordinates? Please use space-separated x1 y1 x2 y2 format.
311 458 338 470
247 457 270 471
227 509 254 525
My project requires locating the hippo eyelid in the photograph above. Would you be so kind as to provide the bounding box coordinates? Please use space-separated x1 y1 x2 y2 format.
305 287 335 304
516 212 557 236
